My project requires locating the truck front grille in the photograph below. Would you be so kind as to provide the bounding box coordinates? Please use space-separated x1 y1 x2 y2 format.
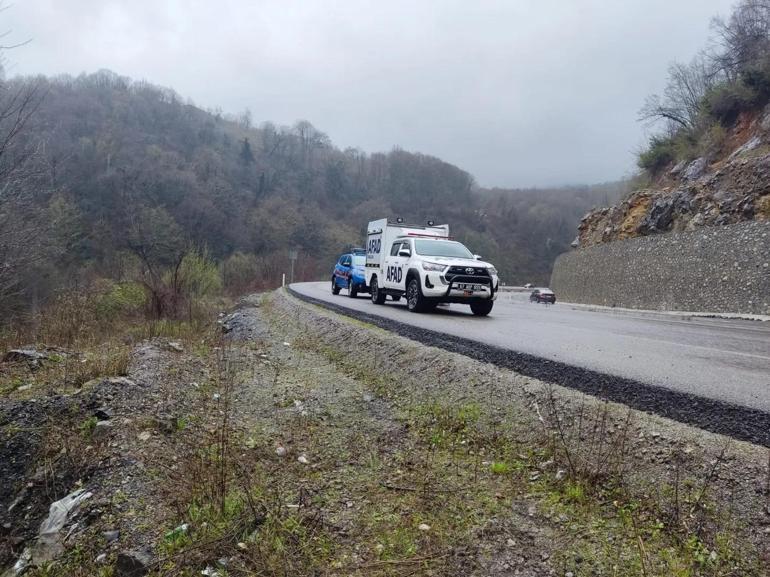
446 266 490 277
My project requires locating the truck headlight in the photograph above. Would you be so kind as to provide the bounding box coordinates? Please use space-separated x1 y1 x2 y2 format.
487 266 498 276
422 261 446 272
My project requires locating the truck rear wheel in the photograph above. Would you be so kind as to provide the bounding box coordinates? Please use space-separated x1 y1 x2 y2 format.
470 300 493 316
406 277 432 313
371 277 386 304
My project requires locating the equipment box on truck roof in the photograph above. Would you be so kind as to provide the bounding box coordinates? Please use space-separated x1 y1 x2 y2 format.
365 218 449 272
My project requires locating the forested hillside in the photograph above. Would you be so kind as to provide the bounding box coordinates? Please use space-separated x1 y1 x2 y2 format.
0 70 623 321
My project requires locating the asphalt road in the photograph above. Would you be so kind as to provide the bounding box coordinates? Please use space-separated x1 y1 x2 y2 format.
291 281 770 414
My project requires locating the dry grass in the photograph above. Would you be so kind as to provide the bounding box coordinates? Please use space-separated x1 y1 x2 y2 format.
12 292 767 577
152 324 763 576
275 295 768 577
0 288 224 397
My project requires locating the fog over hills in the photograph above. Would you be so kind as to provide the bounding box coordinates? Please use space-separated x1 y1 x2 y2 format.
2 0 735 187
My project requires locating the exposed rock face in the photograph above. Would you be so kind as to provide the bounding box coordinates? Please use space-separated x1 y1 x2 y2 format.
577 106 770 248
115 550 152 577
682 157 707 182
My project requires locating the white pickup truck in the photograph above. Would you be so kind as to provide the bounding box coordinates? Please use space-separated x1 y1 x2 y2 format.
364 218 499 315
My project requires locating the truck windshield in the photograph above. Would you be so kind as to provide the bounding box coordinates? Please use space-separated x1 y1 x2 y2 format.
414 239 474 259
352 255 366 266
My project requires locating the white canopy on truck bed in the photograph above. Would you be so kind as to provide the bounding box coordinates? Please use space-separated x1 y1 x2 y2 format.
365 218 449 274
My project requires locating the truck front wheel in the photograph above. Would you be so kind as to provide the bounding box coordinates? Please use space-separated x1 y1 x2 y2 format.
406 277 432 313
470 300 493 316
371 277 386 304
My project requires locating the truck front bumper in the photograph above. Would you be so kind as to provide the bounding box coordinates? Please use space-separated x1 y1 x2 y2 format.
421 273 497 301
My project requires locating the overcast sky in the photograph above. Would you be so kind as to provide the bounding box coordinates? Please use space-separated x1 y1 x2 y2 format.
3 0 736 187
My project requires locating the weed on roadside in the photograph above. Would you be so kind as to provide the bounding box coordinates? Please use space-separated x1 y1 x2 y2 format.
273 295 767 577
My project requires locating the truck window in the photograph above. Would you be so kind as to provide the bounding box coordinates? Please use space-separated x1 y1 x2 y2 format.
414 239 474 259
390 242 402 256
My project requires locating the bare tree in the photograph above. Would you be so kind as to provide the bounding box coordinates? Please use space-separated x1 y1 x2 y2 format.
712 0 770 79
124 206 186 318
238 107 252 130
640 56 719 130
640 0 770 134
0 1 53 319
0 76 49 317
293 120 330 167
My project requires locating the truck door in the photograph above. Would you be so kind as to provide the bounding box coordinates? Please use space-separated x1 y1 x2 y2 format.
339 255 352 285
385 240 409 292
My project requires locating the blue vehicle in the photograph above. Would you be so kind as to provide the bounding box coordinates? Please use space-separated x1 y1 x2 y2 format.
331 249 369 298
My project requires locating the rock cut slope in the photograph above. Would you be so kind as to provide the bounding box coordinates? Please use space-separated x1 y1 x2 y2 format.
578 107 770 247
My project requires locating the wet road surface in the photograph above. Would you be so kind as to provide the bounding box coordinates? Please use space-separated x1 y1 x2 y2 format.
291 282 770 414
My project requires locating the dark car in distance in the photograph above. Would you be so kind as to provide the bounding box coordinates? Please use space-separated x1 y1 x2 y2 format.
530 288 556 304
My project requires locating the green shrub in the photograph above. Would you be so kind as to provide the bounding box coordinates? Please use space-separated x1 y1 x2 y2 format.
638 135 676 173
79 416 98 437
699 122 728 157
96 281 147 320
741 57 770 102
704 82 759 124
671 130 700 163
174 250 222 300
222 251 259 295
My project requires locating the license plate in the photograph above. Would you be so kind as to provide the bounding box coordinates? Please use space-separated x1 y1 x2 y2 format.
457 283 482 291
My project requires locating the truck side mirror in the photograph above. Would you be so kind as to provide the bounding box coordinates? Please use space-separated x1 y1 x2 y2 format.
474 254 482 260
398 248 411 257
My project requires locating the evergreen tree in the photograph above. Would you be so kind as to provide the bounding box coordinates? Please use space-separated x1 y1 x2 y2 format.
240 137 254 164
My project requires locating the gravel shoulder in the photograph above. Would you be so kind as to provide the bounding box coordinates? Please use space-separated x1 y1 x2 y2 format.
289 283 770 446
270 289 770 574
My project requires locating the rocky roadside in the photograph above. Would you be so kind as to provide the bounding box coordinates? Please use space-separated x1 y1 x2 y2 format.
1 336 217 576
267 289 770 574
210 293 565 576
1 290 768 576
